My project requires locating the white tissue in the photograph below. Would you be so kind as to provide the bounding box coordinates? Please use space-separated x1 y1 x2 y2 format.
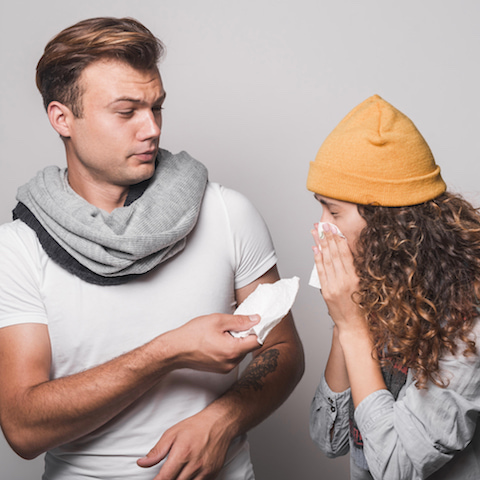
309 222 345 289
230 276 300 344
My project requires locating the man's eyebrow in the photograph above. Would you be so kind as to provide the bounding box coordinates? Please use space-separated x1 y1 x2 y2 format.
109 92 167 106
154 91 167 104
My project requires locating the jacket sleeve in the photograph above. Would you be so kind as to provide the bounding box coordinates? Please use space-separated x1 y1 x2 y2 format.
309 375 351 457
355 348 480 480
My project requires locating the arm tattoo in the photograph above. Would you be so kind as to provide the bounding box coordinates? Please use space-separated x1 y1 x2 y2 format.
234 348 280 392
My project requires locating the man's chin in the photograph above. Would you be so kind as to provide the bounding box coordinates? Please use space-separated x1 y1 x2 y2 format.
127 164 156 186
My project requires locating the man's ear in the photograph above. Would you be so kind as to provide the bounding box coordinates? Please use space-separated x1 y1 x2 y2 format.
47 101 75 138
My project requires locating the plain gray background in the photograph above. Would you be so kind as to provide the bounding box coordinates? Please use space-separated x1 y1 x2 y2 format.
1 1 479 479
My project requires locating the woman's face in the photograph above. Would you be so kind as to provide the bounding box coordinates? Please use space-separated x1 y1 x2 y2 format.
314 194 366 254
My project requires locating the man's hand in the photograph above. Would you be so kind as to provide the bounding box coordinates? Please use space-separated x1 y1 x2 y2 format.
137 407 232 480
134 314 262 479
137 266 304 480
168 313 262 373
0 313 260 459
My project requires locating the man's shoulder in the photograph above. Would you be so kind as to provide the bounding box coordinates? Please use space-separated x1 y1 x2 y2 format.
0 219 35 239
0 220 39 252
0 220 44 280
204 182 255 211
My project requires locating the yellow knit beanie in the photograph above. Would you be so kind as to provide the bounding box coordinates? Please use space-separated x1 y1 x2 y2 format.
307 95 446 206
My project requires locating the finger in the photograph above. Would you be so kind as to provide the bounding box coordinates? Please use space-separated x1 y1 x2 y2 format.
321 224 346 268
311 225 323 250
319 227 337 267
312 227 329 287
321 225 355 277
225 314 260 332
137 438 172 468
171 457 218 480
314 223 338 259
315 225 347 288
229 332 262 354
335 234 355 274
312 223 347 287
311 228 326 264
152 453 187 480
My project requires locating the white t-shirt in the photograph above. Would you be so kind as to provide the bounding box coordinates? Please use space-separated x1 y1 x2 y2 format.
0 182 277 480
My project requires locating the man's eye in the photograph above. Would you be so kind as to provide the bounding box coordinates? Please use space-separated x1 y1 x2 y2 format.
118 110 134 116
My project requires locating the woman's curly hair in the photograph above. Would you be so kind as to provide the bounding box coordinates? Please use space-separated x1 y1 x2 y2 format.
355 192 479 389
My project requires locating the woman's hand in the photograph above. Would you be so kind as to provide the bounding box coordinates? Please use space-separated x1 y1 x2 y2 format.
311 223 365 333
312 223 386 407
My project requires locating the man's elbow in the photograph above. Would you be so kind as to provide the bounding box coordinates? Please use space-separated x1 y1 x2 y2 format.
1 421 46 460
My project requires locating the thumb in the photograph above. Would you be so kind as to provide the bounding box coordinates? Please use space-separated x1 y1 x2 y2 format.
231 314 261 329
137 439 171 468
227 314 261 334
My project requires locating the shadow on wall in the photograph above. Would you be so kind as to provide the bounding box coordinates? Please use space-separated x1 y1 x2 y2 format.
249 403 350 479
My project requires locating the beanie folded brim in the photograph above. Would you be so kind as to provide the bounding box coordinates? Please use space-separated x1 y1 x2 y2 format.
307 161 446 207
306 95 447 207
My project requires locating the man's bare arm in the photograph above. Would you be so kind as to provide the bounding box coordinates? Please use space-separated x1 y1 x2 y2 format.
138 266 305 480
0 313 261 459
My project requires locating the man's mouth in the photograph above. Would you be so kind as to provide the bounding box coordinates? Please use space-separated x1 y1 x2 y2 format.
133 149 157 162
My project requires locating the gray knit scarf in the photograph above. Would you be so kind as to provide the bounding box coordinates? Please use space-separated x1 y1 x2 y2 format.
13 149 208 285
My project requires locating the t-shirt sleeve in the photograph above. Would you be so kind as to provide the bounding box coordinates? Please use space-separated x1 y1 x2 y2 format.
216 184 277 289
0 221 48 328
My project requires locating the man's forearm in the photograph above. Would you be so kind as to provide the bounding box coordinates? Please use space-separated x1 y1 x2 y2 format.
1 313 262 459
211 267 305 440
136 337 304 477
134 294 304 478
2 332 175 459
205 320 304 442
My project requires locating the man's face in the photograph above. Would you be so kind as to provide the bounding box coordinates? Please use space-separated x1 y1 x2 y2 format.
64 59 165 189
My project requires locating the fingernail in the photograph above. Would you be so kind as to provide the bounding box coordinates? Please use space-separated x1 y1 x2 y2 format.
249 315 260 322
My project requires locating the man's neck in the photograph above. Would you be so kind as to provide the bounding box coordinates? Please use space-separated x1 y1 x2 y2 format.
67 172 129 213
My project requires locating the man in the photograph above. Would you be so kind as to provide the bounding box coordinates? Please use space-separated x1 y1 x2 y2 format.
0 17 304 480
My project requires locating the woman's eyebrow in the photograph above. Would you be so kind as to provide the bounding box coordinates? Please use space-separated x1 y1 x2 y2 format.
314 195 338 208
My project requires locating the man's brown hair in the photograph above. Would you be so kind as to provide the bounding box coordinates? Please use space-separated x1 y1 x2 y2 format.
36 17 164 117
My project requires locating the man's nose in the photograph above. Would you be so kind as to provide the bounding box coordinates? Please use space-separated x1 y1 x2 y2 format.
138 111 161 140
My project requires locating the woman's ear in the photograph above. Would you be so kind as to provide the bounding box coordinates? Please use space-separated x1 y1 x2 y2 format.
47 101 74 138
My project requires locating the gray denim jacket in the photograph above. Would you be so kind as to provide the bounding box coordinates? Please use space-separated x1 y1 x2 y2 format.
310 321 480 479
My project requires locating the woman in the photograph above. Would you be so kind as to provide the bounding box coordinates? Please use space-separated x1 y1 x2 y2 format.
308 95 480 479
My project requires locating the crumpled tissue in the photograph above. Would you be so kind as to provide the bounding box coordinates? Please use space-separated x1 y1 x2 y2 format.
230 276 300 344
309 222 345 289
